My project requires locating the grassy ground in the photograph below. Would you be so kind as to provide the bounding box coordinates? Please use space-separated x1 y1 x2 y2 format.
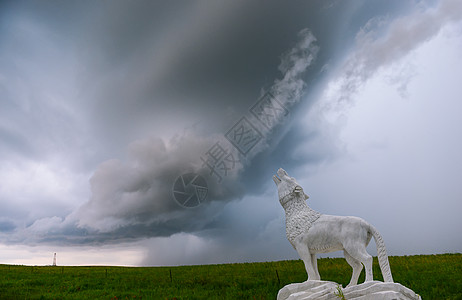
0 253 460 299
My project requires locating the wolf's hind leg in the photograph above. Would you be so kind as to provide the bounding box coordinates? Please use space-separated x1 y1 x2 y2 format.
344 250 363 287
345 246 373 282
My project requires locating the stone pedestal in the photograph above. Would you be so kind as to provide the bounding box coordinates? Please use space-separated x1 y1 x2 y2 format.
277 280 422 300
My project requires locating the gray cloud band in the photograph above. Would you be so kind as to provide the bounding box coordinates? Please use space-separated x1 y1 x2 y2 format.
173 28 319 208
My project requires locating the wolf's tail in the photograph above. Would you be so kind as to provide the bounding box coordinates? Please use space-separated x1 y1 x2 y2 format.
370 225 393 282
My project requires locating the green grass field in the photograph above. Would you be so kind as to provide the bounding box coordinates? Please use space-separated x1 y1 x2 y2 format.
0 253 460 299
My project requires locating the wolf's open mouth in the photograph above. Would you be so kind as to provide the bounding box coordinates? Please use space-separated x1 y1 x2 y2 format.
273 175 281 183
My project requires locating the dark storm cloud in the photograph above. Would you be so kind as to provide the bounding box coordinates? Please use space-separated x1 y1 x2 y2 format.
6 24 320 246
1 0 422 252
69 26 319 232
73 1 333 146
1 0 409 160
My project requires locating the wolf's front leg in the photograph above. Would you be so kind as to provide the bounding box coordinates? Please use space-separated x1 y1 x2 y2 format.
294 242 318 281
311 253 321 280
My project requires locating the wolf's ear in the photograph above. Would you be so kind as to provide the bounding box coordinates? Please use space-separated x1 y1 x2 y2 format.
295 187 309 199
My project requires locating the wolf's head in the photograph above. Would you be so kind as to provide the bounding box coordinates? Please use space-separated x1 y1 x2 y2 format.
273 168 309 203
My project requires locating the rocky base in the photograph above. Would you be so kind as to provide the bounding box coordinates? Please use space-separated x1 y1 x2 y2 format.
277 280 422 300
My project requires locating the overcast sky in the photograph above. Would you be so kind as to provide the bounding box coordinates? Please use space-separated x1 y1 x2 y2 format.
1 0 461 266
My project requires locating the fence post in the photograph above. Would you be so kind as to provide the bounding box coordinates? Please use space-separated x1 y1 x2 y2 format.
276 269 280 285
169 269 172 282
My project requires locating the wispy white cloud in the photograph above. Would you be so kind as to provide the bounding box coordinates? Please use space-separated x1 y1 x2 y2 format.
326 0 462 108
272 28 319 106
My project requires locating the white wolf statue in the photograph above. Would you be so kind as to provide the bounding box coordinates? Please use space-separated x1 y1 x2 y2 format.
273 168 393 287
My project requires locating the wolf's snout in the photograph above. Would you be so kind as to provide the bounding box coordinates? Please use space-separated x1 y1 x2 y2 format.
277 168 287 177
